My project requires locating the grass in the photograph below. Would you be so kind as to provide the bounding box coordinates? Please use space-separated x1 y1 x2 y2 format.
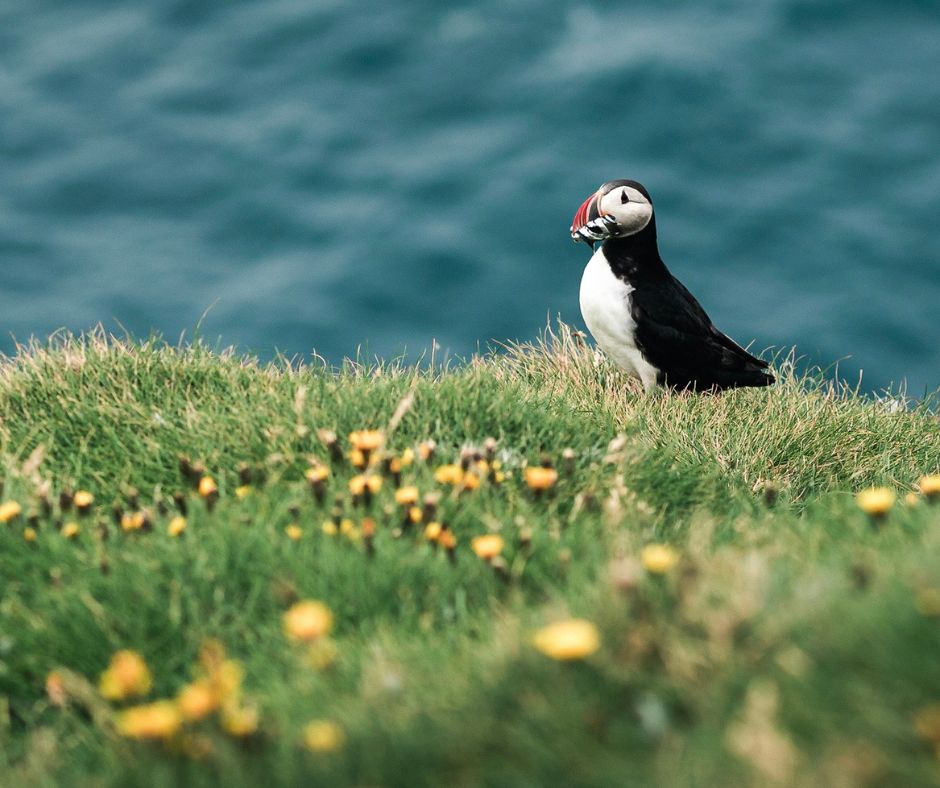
0 324 939 787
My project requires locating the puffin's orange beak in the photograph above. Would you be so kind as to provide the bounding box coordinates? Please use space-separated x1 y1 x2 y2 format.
570 187 615 246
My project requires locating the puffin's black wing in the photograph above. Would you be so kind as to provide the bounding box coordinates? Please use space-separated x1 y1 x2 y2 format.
631 274 774 391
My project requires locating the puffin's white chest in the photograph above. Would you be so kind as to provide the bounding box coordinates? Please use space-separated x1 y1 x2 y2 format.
579 248 660 390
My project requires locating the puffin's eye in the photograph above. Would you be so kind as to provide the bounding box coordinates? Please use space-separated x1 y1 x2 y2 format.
620 189 630 204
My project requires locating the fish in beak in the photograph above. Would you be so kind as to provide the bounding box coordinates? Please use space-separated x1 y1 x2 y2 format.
569 186 619 248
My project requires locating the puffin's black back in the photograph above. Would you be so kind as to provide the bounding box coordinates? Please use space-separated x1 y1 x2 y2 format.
602 225 774 392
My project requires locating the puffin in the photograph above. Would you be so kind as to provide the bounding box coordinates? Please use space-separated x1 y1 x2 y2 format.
570 179 774 392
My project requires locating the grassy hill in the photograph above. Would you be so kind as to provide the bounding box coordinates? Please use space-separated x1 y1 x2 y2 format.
1 325 939 787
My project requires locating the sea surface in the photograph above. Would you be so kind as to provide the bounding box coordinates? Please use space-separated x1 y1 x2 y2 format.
2 1 939 394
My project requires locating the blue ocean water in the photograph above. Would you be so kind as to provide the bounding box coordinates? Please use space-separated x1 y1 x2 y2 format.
2 1 939 394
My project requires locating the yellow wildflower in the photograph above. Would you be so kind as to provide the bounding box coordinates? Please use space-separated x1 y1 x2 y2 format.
177 680 217 722
74 490 94 511
349 430 384 453
349 475 383 495
302 720 345 753
210 660 244 704
286 524 303 541
919 475 940 500
424 522 442 542
235 485 252 499
221 704 259 738
45 671 67 707
121 512 146 532
438 530 457 550
283 600 334 643
23 527 37 543
395 486 419 506
99 650 153 701
400 448 415 466
408 506 423 524
524 466 558 491
461 473 481 491
340 518 357 537
305 465 329 484
168 516 187 537
641 544 679 574
532 619 601 661
62 522 80 539
0 501 22 523
856 487 895 516
904 492 920 507
117 701 182 740
418 440 436 461
198 476 218 498
471 534 504 561
434 464 464 485
322 520 338 536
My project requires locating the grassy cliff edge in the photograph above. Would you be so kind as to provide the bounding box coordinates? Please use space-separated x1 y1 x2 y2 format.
1 326 939 787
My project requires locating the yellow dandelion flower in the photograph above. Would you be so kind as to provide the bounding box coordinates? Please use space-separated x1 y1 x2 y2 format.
73 490 94 511
305 466 329 484
348 449 366 469
286 524 303 541
322 520 338 536
121 511 146 532
349 430 384 453
408 506 423 524
905 492 920 507
45 671 67 707
919 475 940 500
424 522 442 542
339 518 356 536
117 700 182 740
641 544 679 574
438 530 457 550
235 485 252 499
471 534 504 560
366 475 383 494
99 650 153 701
461 473 481 491
0 501 23 523
221 704 259 738
395 486 419 506
168 516 187 537
210 660 244 703
62 522 80 539
283 600 334 643
400 447 415 466
434 464 464 485
524 466 558 491
418 440 436 461
177 680 217 722
198 475 218 498
23 527 37 543
348 475 366 495
302 720 345 753
532 619 601 661
856 487 895 516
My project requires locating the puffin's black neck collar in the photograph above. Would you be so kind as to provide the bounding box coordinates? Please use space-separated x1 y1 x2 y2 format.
601 219 666 280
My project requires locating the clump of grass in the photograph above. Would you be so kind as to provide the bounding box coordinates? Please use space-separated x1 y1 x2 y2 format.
0 326 939 787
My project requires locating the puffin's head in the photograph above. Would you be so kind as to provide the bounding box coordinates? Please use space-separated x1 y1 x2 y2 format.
569 179 654 248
